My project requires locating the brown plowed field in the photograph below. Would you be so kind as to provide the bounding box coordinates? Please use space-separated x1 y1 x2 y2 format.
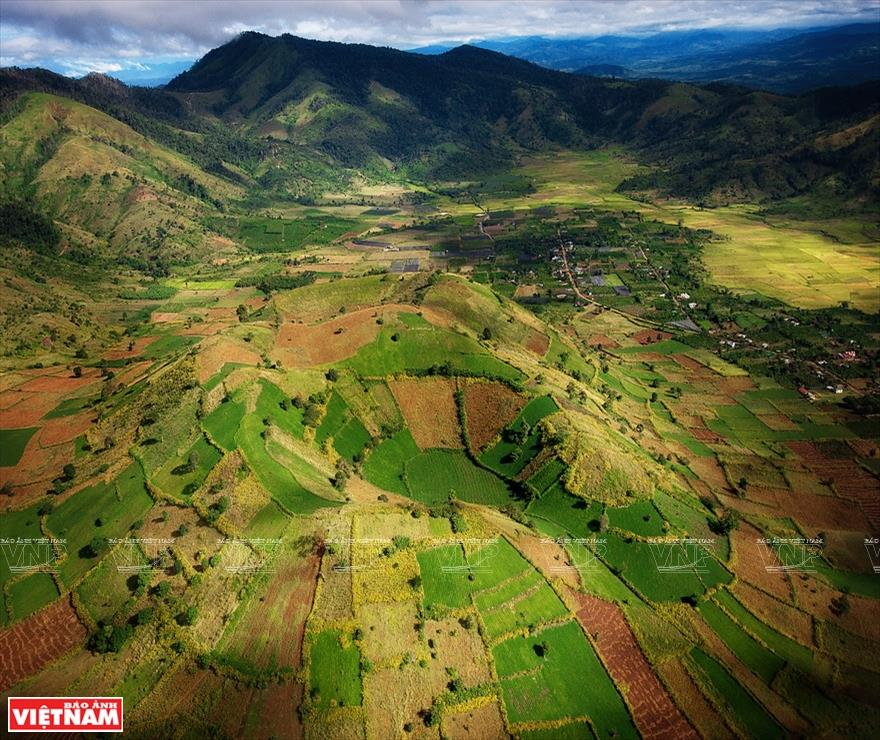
38 411 94 446
570 590 698 740
524 329 550 355
389 377 462 449
102 335 159 360
0 596 86 691
462 380 525 452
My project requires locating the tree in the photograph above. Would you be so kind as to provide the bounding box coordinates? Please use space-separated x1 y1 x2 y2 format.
177 606 198 626
187 450 200 473
236 304 248 322
73 366 83 378
62 463 76 481
481 327 493 341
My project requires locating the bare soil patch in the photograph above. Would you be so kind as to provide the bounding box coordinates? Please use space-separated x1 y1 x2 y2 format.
0 596 86 691
524 329 550 355
633 329 672 345
103 336 159 360
570 589 697 740
39 411 94 446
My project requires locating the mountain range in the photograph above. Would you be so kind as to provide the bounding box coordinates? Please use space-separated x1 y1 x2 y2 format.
1 30 878 251
411 22 880 94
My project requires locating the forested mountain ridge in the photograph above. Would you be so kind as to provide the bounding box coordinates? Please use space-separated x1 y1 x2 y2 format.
2 32 879 207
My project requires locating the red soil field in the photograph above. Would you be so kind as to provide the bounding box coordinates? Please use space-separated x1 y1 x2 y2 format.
524 329 550 355
390 377 462 449
461 380 525 451
0 596 86 692
0 392 59 428
38 411 94 446
586 333 620 349
570 589 698 740
18 369 102 393
633 329 672 345
102 335 159 360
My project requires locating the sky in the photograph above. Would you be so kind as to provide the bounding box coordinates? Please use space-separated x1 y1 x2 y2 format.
1 0 878 79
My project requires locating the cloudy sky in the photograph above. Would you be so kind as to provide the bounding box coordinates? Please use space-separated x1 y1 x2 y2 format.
1 0 878 78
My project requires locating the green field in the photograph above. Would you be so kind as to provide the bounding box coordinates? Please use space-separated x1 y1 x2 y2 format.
202 398 246 451
9 572 59 622
0 427 38 466
480 395 558 476
47 464 153 586
690 648 784 739
479 580 568 640
698 598 784 683
344 325 524 382
236 414 338 515
493 620 637 737
362 429 419 495
230 215 360 252
308 629 363 710
404 449 515 506
153 434 222 499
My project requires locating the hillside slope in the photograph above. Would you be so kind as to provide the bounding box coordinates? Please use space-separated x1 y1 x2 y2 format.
3 33 878 205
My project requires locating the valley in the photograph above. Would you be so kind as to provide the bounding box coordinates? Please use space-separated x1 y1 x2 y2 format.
0 27 878 740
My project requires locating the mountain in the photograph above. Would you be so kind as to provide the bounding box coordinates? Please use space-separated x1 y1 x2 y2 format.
2 32 879 210
626 23 880 93
411 23 880 94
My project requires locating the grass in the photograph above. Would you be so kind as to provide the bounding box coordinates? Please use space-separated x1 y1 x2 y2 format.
44 396 95 418
479 581 569 639
690 648 784 740
601 532 732 603
698 598 784 683
0 427 38 466
344 325 524 382
493 620 637 737
331 418 371 462
606 499 665 537
47 463 153 586
480 395 558 476
526 483 603 540
153 434 222 499
308 629 362 710
236 414 338 515
417 544 475 610
229 215 360 253
713 590 813 673
77 546 143 624
9 572 59 621
404 449 515 506
362 429 419 495
256 379 304 438
202 398 245 451
526 457 566 494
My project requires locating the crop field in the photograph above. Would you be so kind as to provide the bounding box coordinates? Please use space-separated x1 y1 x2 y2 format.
493 620 637 736
8 572 59 622
0 427 38 466
480 395 558 476
361 428 419 495
307 629 363 710
47 465 153 586
404 449 515 505
462 380 526 451
389 377 462 449
1 86 879 740
689 648 784 740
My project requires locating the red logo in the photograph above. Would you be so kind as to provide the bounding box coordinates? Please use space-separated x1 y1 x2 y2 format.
7 697 123 733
